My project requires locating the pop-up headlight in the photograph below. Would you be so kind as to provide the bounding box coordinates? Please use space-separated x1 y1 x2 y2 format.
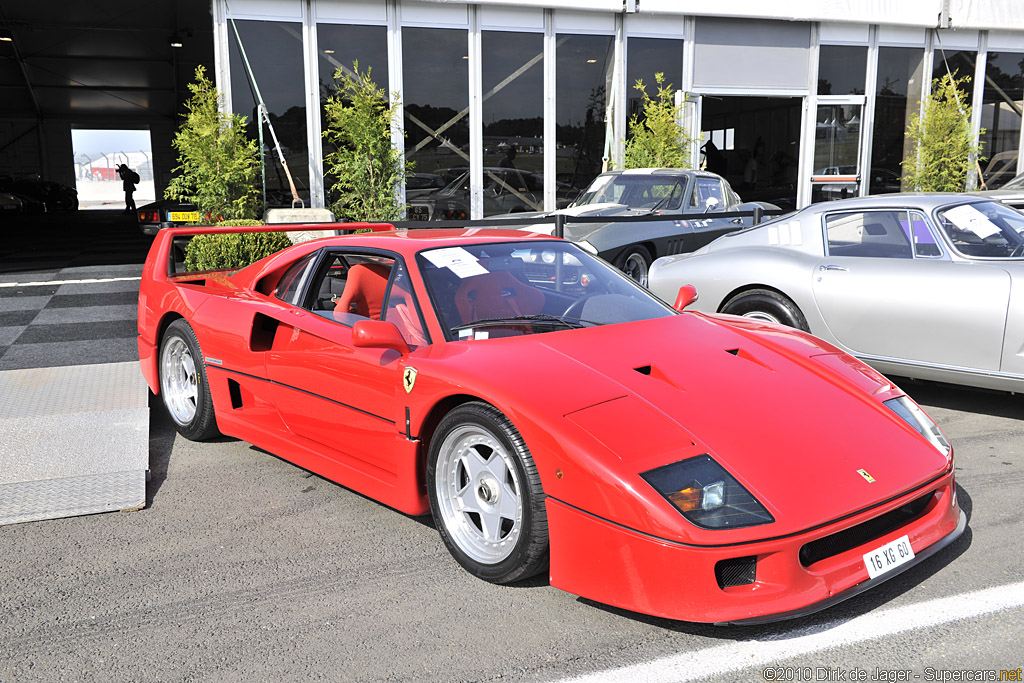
641 455 774 529
884 396 950 455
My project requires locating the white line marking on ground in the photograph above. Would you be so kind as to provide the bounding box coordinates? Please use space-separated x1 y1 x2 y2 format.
557 581 1024 683
0 276 142 288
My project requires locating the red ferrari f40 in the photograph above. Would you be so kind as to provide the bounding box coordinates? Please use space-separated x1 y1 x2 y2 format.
137 224 965 624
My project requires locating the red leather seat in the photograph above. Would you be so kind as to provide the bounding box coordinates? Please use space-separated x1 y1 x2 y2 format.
334 263 391 320
454 270 544 324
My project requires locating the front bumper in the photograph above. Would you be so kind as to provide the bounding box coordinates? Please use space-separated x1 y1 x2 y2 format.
546 472 963 624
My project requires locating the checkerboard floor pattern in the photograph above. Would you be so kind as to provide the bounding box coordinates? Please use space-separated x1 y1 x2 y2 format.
0 265 142 371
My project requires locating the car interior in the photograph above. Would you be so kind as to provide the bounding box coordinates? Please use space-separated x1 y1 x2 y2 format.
825 211 915 259
305 252 428 347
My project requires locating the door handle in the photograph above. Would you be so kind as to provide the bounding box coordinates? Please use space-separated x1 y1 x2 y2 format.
819 264 848 272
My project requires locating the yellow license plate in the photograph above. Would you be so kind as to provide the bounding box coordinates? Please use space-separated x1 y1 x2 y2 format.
169 211 200 222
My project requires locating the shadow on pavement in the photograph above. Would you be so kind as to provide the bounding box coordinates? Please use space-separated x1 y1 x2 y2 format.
894 376 1024 421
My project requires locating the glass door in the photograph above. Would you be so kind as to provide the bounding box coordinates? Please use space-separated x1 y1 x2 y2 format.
811 95 865 203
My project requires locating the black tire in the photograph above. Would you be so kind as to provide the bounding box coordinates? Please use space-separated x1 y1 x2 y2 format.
721 289 809 332
615 246 652 287
158 319 220 441
427 402 548 584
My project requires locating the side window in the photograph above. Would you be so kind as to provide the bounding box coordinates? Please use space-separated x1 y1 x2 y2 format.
690 178 725 210
305 252 395 325
906 212 942 257
382 261 429 348
825 211 913 259
273 252 318 305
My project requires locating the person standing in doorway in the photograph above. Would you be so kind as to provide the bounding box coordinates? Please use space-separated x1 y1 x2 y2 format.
742 137 765 191
116 163 138 213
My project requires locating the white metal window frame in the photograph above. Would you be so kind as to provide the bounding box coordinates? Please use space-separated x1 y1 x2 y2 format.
622 33 686 171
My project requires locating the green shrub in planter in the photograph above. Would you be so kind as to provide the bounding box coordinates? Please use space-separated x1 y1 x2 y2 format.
183 222 291 272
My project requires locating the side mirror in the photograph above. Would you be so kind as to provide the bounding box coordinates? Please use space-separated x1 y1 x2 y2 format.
352 319 410 355
673 285 699 312
704 196 720 213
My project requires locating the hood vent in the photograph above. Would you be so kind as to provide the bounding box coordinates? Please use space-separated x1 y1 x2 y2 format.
633 363 685 391
724 347 774 372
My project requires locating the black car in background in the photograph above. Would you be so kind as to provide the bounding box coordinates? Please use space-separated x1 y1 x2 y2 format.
136 199 200 236
0 177 77 212
491 168 780 286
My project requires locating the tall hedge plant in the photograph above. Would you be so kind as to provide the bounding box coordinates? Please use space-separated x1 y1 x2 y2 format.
322 62 408 221
166 65 261 222
902 72 983 192
622 73 691 170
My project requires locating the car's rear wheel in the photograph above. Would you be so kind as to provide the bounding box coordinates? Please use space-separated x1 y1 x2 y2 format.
721 289 809 332
427 402 548 584
159 319 219 441
615 246 652 287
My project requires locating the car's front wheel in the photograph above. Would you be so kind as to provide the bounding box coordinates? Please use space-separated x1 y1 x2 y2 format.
159 319 220 441
615 246 652 287
427 402 548 584
721 289 810 332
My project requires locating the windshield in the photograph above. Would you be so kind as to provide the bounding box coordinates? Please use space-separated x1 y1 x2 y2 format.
935 201 1024 258
416 240 675 340
573 174 686 211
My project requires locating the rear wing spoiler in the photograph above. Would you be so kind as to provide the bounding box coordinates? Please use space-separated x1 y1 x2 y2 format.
145 222 394 280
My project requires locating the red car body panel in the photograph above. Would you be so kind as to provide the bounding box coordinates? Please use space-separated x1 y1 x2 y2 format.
137 224 965 624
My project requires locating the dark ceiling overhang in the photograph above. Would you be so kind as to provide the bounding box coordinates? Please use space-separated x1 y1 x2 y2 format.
0 1 213 124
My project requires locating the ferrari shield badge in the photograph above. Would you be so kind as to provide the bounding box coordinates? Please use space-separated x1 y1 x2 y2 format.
403 367 418 394
857 468 876 483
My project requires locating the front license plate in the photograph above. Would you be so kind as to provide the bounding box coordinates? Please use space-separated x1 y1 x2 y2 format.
863 535 914 579
169 211 200 222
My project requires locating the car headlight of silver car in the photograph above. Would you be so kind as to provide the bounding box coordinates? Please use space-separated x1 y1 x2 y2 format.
884 396 950 455
641 455 774 529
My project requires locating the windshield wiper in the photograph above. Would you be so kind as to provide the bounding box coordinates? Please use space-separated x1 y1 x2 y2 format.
451 314 601 332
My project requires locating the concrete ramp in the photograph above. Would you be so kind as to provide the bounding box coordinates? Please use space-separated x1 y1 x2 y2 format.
0 361 148 525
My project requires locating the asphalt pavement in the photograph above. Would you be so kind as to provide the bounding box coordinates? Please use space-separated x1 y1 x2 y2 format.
0 211 1021 682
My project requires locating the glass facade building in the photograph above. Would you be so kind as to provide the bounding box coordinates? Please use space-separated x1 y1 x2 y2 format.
212 1 1024 215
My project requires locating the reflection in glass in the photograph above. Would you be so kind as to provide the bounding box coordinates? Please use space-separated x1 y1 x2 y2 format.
626 38 684 123
405 167 565 221
812 103 862 203
482 31 544 215
316 24 388 210
317 24 388 94
818 45 867 95
932 49 977 108
979 51 1024 189
229 19 309 207
557 34 614 191
402 28 469 197
870 47 925 194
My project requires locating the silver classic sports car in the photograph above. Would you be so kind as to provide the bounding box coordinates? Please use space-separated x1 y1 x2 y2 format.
648 193 1024 393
